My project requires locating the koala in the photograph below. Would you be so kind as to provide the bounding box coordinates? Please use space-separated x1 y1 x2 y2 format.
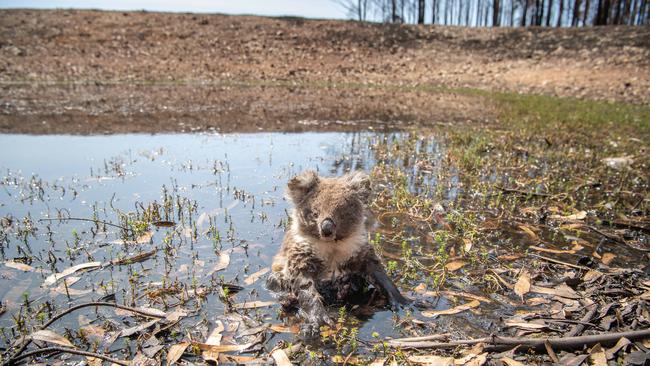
266 170 409 335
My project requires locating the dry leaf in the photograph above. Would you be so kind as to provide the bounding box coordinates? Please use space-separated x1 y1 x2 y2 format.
120 319 159 338
244 267 270 285
463 238 473 252
503 320 547 330
421 300 480 318
152 220 176 227
332 355 362 364
270 324 300 333
31 329 74 347
497 254 523 261
518 225 539 241
407 355 454 365
207 250 231 276
218 354 262 364
110 249 157 266
167 342 189 366
44 261 101 286
136 230 154 244
589 344 607 366
605 337 631 360
271 349 292 366
514 271 531 301
232 301 275 310
550 211 587 222
5 261 34 272
165 308 188 322
444 260 467 272
51 276 92 296
438 291 492 303
464 353 488 366
583 270 603 282
80 324 106 340
115 306 167 318
601 253 616 266
501 357 527 366
530 283 580 299
194 341 253 353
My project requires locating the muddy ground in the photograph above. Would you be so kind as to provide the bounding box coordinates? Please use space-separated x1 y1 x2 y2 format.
0 9 649 134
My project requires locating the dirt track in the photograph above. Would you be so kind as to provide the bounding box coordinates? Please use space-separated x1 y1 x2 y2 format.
1 9 649 134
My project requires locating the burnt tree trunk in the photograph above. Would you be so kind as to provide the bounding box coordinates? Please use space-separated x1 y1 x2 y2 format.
546 0 553 25
557 0 565 25
583 0 591 23
432 0 437 23
572 0 581 25
417 0 425 23
522 0 530 25
493 0 502 25
391 0 397 22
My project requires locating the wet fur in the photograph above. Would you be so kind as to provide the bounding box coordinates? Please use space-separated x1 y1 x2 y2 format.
267 170 409 335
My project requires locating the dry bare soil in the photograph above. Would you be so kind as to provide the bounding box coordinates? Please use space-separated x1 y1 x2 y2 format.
0 9 649 133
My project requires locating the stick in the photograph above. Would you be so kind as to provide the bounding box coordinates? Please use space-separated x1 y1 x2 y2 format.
9 347 129 366
495 186 550 197
529 253 591 271
387 328 650 352
566 304 598 337
2 302 166 366
388 333 450 343
38 217 133 232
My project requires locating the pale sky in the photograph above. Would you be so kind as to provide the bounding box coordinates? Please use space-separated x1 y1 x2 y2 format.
0 0 349 19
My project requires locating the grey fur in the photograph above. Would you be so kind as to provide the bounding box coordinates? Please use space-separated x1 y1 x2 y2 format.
267 170 409 336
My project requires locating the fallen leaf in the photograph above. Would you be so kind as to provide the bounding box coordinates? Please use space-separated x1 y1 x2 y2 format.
407 355 454 365
80 324 106 340
464 353 488 366
194 341 253 353
271 349 292 366
518 225 539 241
601 253 616 266
110 249 157 266
232 301 275 310
497 254 523 261
605 337 631 360
514 271 531 301
202 321 225 363
165 308 188 322
438 291 492 303
501 357 527 366
206 250 231 276
463 238 473 252
589 344 607 366
602 156 633 170
51 276 92 296
270 324 300 333
583 270 604 282
550 211 587 222
5 261 34 272
44 261 101 286
244 267 270 285
421 300 480 318
503 320 547 330
167 342 189 366
332 355 362 364
136 230 154 244
115 306 167 318
31 329 74 347
444 260 467 272
529 283 580 299
120 319 159 338
218 354 263 364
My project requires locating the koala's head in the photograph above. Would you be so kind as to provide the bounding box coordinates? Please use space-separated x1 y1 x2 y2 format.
287 170 371 242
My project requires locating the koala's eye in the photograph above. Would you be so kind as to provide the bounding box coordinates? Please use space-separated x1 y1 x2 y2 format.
309 210 319 219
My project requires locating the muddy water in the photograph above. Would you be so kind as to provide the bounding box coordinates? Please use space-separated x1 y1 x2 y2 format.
0 132 454 352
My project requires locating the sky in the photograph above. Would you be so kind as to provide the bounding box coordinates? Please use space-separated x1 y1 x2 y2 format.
0 0 349 19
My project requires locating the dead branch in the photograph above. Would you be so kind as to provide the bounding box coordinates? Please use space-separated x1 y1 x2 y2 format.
495 186 550 197
9 346 129 366
565 304 598 337
2 301 166 366
387 328 650 352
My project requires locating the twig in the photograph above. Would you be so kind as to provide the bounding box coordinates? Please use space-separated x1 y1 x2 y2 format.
529 253 591 271
565 304 598 337
586 225 626 245
3 301 166 366
387 328 650 352
388 333 450 343
9 347 129 366
38 217 132 232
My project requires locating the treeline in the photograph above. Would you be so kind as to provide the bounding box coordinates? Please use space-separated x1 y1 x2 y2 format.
335 0 649 26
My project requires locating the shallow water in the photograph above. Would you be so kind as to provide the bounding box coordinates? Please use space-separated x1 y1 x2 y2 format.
0 132 446 351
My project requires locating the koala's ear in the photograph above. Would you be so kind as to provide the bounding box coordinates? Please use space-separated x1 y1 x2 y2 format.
346 171 371 203
287 170 319 203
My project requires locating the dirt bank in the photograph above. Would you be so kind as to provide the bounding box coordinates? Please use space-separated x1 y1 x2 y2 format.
0 9 648 134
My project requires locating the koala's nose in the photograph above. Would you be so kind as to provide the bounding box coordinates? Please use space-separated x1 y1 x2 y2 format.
320 218 336 237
